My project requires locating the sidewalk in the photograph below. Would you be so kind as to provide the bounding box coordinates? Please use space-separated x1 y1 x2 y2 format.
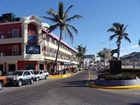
48 71 83 79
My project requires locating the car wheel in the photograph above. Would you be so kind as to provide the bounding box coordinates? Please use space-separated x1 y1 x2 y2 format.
30 79 34 84
18 80 22 87
45 76 48 80
36 77 39 81
0 82 3 90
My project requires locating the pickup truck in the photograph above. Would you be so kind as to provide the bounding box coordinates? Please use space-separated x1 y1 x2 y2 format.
0 76 7 90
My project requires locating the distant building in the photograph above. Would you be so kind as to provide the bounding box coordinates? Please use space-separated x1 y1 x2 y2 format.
0 14 78 74
84 55 95 68
121 52 140 66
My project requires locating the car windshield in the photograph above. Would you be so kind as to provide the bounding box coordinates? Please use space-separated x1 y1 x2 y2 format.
34 71 39 74
12 71 23 76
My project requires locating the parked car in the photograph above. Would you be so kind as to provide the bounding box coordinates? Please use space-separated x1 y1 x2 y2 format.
26 70 36 81
7 70 34 86
34 70 49 81
0 75 7 90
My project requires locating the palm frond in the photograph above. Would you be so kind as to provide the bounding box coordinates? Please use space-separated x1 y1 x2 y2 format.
66 26 74 43
47 24 59 33
109 34 118 40
123 32 128 37
43 16 58 23
64 5 73 16
65 15 82 22
120 24 124 31
66 24 78 34
124 36 131 43
122 25 128 33
47 8 57 17
107 27 116 32
58 2 64 20
113 23 121 28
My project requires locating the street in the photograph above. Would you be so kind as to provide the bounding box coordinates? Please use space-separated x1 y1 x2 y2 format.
0 70 140 105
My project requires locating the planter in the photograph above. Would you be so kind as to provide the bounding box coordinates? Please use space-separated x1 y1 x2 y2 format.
95 79 140 86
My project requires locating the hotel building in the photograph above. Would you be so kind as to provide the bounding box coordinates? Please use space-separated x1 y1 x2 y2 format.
0 15 78 74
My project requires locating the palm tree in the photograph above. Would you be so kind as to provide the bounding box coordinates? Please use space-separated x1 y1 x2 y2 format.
76 44 87 68
107 23 131 59
97 48 111 66
43 2 82 72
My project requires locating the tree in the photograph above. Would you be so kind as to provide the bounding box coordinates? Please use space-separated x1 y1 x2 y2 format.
139 39 140 46
43 2 82 72
107 23 131 59
97 48 111 66
76 44 87 67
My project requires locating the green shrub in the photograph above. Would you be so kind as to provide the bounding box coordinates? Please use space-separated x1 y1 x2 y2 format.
98 73 138 80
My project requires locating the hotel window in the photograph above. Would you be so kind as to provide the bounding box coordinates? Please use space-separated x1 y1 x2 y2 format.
56 41 58 46
12 29 19 38
12 45 19 55
51 38 55 44
8 64 16 72
0 31 4 39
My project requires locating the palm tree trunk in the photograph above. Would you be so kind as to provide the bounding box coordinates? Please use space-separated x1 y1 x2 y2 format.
53 29 63 73
117 42 121 60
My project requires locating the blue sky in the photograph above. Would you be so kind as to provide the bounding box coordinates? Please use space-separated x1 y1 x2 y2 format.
0 0 140 56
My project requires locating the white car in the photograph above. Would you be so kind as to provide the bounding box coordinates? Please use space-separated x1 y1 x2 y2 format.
34 70 49 81
26 70 36 81
7 70 34 86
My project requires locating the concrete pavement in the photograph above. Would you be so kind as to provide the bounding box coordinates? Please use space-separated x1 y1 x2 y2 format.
1 70 140 105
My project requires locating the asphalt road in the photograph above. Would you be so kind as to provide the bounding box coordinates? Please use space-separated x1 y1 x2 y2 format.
0 70 140 105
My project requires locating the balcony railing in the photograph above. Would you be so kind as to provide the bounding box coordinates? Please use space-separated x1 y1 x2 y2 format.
0 53 22 56
0 35 22 39
44 51 78 61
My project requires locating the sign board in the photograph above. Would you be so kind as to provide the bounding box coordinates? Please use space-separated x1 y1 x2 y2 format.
26 45 40 54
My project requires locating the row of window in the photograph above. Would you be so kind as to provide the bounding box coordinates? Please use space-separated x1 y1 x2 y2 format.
0 29 20 39
0 45 20 56
44 34 75 54
43 47 78 61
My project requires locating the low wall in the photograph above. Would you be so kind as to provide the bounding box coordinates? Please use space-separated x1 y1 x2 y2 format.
95 79 140 86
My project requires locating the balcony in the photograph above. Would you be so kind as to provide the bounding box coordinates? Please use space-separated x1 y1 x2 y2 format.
0 52 22 56
0 37 23 44
0 52 23 61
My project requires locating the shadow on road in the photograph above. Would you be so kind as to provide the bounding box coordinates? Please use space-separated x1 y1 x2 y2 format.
129 103 140 105
62 80 95 87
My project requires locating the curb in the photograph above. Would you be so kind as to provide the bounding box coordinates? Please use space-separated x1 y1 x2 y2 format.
88 83 140 89
48 73 72 79
48 71 83 79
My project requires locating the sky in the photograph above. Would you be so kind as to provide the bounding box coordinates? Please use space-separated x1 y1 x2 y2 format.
0 0 140 56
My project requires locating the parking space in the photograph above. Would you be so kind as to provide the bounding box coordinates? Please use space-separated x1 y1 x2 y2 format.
0 78 55 94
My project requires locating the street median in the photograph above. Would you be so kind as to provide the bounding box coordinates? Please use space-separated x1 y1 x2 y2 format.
89 83 140 89
48 73 72 79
